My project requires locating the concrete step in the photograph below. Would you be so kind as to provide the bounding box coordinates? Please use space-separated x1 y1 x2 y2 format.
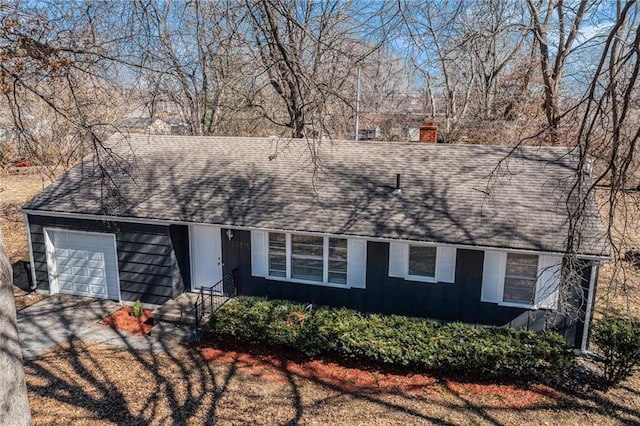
150 321 195 341
151 293 199 324
151 292 231 325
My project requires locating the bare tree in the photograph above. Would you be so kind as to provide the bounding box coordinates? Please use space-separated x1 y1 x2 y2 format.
525 0 592 138
244 0 385 139
567 0 640 314
1 1 128 176
462 0 529 120
401 0 537 142
0 228 30 425
400 1 477 141
127 0 248 135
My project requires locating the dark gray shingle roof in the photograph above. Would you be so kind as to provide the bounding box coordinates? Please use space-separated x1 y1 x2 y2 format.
24 134 608 256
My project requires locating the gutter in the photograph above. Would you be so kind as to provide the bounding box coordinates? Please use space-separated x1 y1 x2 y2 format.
22 208 610 261
581 261 600 352
22 212 38 291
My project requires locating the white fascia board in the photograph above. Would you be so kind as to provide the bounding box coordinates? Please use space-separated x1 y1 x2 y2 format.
23 209 609 260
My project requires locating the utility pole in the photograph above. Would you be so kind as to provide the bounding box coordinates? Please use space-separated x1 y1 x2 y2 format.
355 67 361 141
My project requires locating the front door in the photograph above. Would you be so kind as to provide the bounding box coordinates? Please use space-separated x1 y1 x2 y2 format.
190 225 223 291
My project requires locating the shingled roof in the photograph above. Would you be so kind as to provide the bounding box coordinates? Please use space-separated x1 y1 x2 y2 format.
24 134 608 256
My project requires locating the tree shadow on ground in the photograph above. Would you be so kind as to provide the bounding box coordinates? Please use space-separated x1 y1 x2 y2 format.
193 334 640 426
12 294 640 425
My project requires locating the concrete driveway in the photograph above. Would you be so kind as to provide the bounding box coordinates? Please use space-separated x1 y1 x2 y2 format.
17 294 171 360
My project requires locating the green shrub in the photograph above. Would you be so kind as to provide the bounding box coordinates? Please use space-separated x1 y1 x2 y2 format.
591 315 640 386
132 299 143 319
210 296 574 379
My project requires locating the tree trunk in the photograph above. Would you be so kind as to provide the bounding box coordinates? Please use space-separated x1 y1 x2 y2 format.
0 229 31 425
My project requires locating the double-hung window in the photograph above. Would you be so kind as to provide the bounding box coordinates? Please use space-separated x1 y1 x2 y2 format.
291 235 324 281
503 253 538 305
328 238 348 284
268 233 287 277
267 233 349 285
481 250 562 309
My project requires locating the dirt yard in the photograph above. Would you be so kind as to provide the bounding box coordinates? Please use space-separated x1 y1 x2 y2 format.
22 337 639 425
3 170 640 425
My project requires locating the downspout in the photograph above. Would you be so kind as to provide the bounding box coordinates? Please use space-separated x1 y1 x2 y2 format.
581 261 599 353
22 212 38 291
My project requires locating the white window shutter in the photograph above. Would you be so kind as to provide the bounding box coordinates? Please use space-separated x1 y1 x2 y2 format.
535 255 562 310
388 242 408 278
250 230 268 277
435 246 456 283
481 251 507 303
347 239 367 288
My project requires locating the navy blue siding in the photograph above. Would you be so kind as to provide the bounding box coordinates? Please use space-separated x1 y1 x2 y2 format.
27 215 189 305
233 238 592 348
26 215 593 347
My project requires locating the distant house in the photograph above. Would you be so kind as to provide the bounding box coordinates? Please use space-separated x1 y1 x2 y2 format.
121 117 172 135
358 113 424 141
23 134 608 350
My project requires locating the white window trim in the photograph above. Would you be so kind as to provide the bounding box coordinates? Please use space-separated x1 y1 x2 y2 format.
498 300 537 309
266 232 355 288
497 253 541 309
389 242 457 284
482 250 561 310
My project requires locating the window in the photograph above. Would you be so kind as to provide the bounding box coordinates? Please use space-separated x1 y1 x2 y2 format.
268 233 286 277
291 235 324 281
481 250 561 309
503 253 538 305
328 238 348 284
388 243 457 283
408 245 437 278
267 233 348 285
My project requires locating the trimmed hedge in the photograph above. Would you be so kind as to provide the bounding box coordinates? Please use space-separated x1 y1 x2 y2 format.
210 297 574 379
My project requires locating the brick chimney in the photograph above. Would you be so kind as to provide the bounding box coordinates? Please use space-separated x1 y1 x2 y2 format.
419 121 438 143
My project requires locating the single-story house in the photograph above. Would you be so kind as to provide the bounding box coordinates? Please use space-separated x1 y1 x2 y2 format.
22 134 609 350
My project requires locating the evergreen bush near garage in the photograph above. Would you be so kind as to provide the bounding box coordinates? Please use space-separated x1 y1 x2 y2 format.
210 296 574 379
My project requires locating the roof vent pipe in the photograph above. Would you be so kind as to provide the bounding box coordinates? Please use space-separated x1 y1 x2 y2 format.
393 173 402 195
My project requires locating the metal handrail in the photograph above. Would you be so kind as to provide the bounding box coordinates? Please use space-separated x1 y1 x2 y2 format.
194 269 238 333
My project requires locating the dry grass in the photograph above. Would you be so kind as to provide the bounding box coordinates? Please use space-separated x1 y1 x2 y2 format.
24 340 640 425
1 168 53 309
0 168 53 262
593 189 640 319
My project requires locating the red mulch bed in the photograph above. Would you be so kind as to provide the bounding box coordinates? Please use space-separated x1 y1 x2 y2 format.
195 335 561 409
101 306 154 335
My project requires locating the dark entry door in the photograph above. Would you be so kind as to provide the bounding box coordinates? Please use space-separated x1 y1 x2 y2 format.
221 229 252 295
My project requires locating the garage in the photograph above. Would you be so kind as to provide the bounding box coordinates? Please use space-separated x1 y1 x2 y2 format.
44 229 120 301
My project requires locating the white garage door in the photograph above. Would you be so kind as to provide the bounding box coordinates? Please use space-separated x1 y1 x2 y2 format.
45 229 119 300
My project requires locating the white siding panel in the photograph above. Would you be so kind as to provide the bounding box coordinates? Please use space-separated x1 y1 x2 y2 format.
436 246 457 283
536 255 562 310
481 251 507 303
347 239 367 288
251 230 268 277
388 242 408 278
